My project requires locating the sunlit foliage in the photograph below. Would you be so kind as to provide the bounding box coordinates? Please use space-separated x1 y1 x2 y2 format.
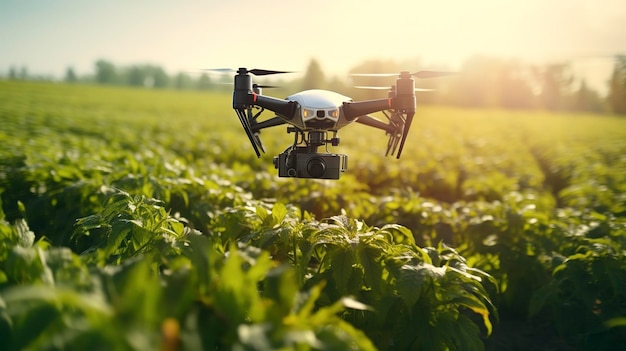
1 80 625 350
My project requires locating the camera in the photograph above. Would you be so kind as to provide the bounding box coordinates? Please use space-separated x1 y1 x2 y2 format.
273 147 348 179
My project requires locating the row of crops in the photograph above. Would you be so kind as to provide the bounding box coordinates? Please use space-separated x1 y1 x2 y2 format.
1 80 625 350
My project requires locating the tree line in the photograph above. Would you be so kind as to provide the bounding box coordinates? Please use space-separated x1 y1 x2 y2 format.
306 56 626 115
5 59 224 91
4 55 626 115
89 60 223 91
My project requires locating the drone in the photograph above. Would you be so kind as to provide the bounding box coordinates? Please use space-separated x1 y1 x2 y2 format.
213 67 453 179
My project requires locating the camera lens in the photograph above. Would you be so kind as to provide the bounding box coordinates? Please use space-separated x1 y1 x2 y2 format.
307 157 326 178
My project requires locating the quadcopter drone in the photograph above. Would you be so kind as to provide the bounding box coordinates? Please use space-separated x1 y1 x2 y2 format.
214 67 452 179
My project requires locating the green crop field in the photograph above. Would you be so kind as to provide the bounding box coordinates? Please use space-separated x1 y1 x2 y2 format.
1 80 625 350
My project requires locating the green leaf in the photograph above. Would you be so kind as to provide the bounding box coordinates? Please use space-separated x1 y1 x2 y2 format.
445 288 493 336
271 202 288 225
262 264 298 314
451 313 485 351
11 302 60 350
5 246 53 284
296 282 324 319
315 318 377 351
330 249 356 295
359 246 384 291
14 219 34 248
605 317 626 328
381 224 415 245
0 297 12 349
310 300 346 325
528 284 554 317
397 264 430 310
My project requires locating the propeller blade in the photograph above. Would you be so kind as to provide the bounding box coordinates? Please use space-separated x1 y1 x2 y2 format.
351 71 457 79
217 83 280 89
411 70 457 79
355 86 434 92
351 73 398 77
202 68 292 76
354 85 393 90
202 68 235 73
248 68 292 76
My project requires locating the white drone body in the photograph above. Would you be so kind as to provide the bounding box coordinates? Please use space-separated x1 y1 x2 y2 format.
285 89 354 131
219 67 452 178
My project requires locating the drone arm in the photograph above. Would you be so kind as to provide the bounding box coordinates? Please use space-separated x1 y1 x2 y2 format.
251 116 286 133
355 114 407 157
342 98 392 121
234 88 297 120
253 95 297 121
355 115 396 134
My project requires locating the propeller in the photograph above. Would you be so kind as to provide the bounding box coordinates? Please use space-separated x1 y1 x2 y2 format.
354 86 434 92
351 70 457 79
252 83 280 95
254 84 280 89
203 68 293 76
217 83 280 88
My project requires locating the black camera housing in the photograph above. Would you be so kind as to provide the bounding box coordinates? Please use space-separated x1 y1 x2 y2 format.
274 147 348 179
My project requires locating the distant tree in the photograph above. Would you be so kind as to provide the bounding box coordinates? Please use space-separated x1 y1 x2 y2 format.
64 67 77 83
8 67 17 80
349 59 401 75
126 66 144 87
148 66 168 88
494 60 535 109
95 59 117 84
607 55 626 115
196 73 212 90
573 80 606 113
446 56 499 108
122 64 167 88
19 66 28 80
533 63 574 110
301 58 325 90
450 56 536 109
174 72 194 90
325 75 350 96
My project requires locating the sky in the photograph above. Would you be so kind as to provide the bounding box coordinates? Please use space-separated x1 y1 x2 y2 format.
1 0 625 91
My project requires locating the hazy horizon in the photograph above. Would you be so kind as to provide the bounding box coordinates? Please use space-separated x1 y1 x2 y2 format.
2 0 625 91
